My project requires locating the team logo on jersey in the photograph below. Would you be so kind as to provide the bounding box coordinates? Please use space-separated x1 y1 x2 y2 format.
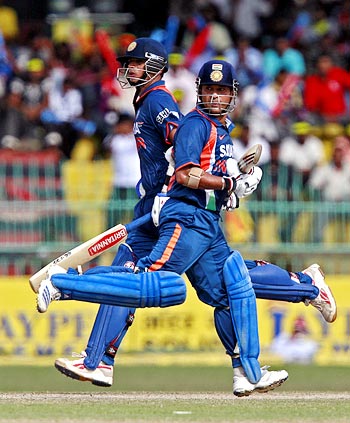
127 41 137 52
210 70 223 82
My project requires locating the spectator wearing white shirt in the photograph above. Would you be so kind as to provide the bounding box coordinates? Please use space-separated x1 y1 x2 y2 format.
103 113 140 227
279 121 325 185
163 52 197 114
232 121 271 166
308 139 350 242
41 70 95 157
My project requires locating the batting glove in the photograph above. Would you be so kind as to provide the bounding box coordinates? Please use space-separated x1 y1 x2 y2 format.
235 166 263 198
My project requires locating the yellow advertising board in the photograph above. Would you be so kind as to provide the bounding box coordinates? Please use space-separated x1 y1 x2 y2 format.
0 276 349 366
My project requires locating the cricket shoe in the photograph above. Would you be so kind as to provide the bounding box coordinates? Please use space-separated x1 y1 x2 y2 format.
55 352 113 387
233 366 288 397
36 265 66 313
303 264 337 323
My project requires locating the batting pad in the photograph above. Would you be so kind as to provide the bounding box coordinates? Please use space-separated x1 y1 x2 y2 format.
51 270 187 308
249 263 319 302
223 251 261 384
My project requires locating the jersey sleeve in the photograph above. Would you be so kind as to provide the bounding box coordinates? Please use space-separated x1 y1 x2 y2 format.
148 91 182 146
174 115 208 170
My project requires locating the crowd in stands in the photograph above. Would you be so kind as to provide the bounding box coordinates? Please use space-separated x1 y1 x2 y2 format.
1 0 350 264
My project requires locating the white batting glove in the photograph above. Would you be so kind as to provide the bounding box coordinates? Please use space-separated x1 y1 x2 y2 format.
226 158 241 178
165 146 175 167
222 192 239 211
235 166 263 198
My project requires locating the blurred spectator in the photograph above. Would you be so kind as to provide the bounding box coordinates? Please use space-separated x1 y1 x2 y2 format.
308 138 350 242
270 315 319 364
308 139 350 202
103 113 140 227
240 68 304 141
182 2 234 74
254 140 303 242
231 121 271 166
228 37 264 88
0 0 19 43
279 121 325 185
303 54 350 125
163 52 196 114
263 36 306 81
1 58 50 151
41 70 96 158
232 0 273 42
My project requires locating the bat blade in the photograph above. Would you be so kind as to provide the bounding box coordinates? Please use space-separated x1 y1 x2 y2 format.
29 212 152 293
238 144 262 173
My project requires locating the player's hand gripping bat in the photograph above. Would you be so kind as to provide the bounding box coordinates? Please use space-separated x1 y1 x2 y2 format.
29 144 262 292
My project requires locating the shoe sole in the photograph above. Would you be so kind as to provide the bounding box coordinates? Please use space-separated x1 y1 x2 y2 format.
234 375 289 397
54 362 112 387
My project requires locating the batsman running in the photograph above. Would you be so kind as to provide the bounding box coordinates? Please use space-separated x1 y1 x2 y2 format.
35 39 336 396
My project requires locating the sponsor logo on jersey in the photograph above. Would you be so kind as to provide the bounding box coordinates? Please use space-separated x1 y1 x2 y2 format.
156 108 170 124
219 143 234 157
88 228 127 256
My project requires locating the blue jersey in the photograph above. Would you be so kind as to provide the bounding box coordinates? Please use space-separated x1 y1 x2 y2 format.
133 80 182 197
168 107 235 213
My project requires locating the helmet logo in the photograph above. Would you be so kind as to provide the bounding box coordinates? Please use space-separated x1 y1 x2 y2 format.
127 41 137 52
210 70 223 82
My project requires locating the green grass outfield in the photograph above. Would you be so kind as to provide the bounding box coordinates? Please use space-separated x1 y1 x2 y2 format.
0 364 350 422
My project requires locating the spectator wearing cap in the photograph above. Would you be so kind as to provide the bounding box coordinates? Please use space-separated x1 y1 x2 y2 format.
279 121 325 185
163 52 197 114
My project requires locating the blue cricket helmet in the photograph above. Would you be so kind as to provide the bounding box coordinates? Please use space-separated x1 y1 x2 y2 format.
196 59 237 87
117 37 168 71
196 59 239 115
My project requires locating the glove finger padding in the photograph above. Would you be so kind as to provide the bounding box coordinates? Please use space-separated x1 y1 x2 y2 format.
235 166 263 198
165 146 175 167
223 192 239 211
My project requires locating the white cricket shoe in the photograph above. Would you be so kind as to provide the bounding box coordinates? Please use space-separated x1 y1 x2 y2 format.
233 365 288 397
303 264 337 323
36 265 66 313
55 352 113 387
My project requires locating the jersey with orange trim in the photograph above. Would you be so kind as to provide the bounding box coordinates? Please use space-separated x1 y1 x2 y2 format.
133 80 182 197
168 108 235 212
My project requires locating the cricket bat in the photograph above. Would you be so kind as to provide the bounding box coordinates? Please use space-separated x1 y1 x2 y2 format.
29 145 262 292
29 212 151 293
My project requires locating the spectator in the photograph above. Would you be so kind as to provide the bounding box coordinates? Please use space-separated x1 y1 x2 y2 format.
308 139 350 242
0 0 19 43
1 57 50 151
183 2 234 74
232 121 271 166
102 113 140 227
253 140 304 242
270 315 319 364
263 36 306 81
41 70 95 158
228 37 264 88
308 139 350 201
240 68 304 141
279 121 325 185
232 0 273 42
163 52 197 114
303 54 350 125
